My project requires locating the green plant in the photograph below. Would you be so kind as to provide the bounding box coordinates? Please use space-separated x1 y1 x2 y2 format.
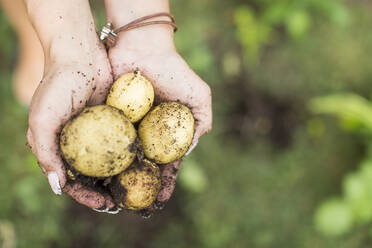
234 0 350 62
311 93 372 236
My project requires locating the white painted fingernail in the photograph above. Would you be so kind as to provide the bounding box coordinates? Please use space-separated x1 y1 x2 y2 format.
93 207 109 213
107 209 121 214
47 172 62 195
107 207 122 214
185 140 198 156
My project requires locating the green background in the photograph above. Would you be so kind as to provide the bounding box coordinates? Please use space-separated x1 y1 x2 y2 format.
2 0 372 247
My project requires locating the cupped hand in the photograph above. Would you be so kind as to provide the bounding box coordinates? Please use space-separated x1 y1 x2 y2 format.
26 43 118 211
109 41 212 210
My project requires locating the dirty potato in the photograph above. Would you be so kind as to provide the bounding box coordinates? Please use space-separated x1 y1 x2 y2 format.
106 71 154 122
60 105 137 177
138 102 194 164
112 159 161 210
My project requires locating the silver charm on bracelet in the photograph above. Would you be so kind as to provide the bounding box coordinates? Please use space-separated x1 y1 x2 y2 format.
100 23 117 48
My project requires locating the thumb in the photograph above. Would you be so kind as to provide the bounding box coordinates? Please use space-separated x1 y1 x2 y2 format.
185 115 211 156
186 83 212 155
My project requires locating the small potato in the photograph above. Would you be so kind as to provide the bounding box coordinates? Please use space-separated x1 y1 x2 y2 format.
138 102 194 164
60 105 137 177
112 160 161 210
106 71 154 122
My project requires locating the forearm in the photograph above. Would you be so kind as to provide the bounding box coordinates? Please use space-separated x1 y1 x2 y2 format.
1 0 33 37
24 0 98 63
104 0 175 51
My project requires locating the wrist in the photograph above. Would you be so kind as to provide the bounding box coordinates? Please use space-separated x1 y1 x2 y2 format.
105 0 175 52
46 34 102 65
112 26 175 54
104 0 170 26
25 0 100 62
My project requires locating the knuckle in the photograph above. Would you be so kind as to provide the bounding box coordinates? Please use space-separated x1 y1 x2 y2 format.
26 129 33 145
207 124 213 133
28 111 60 134
200 122 212 135
205 121 213 133
201 83 212 98
195 112 212 135
28 112 47 129
36 154 50 168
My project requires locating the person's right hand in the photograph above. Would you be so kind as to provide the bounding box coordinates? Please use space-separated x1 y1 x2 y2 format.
26 38 119 212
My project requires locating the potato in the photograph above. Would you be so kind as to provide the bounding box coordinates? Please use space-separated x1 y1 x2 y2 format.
138 102 194 164
106 71 154 122
60 105 137 177
112 159 161 210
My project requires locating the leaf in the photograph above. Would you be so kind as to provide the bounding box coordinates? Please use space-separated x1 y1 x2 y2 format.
309 93 372 132
179 159 208 193
315 198 353 236
286 10 311 39
234 6 271 63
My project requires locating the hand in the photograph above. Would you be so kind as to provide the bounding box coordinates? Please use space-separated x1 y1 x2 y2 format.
27 40 118 211
24 0 124 212
108 29 213 210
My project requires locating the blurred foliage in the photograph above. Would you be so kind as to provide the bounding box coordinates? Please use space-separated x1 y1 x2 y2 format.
178 159 208 194
234 0 350 62
315 198 353 236
0 73 69 247
2 0 372 247
311 94 372 236
310 94 372 132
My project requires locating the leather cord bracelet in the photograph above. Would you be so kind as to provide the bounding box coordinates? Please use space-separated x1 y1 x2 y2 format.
100 12 178 48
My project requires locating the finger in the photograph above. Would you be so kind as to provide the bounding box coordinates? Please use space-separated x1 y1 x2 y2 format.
106 208 122 214
104 194 116 209
188 120 206 149
28 117 67 194
157 160 182 203
28 128 64 195
185 139 198 156
93 207 109 213
94 207 122 214
88 61 113 105
145 160 182 212
88 78 112 105
189 83 212 143
63 182 113 209
26 129 39 166
185 83 212 156
26 128 34 150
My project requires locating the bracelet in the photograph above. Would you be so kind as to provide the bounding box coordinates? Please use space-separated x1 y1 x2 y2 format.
100 12 178 48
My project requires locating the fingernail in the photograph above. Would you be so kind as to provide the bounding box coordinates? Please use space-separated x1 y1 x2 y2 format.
47 172 62 195
185 140 198 156
93 207 109 213
139 209 152 219
107 208 121 214
154 200 165 210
